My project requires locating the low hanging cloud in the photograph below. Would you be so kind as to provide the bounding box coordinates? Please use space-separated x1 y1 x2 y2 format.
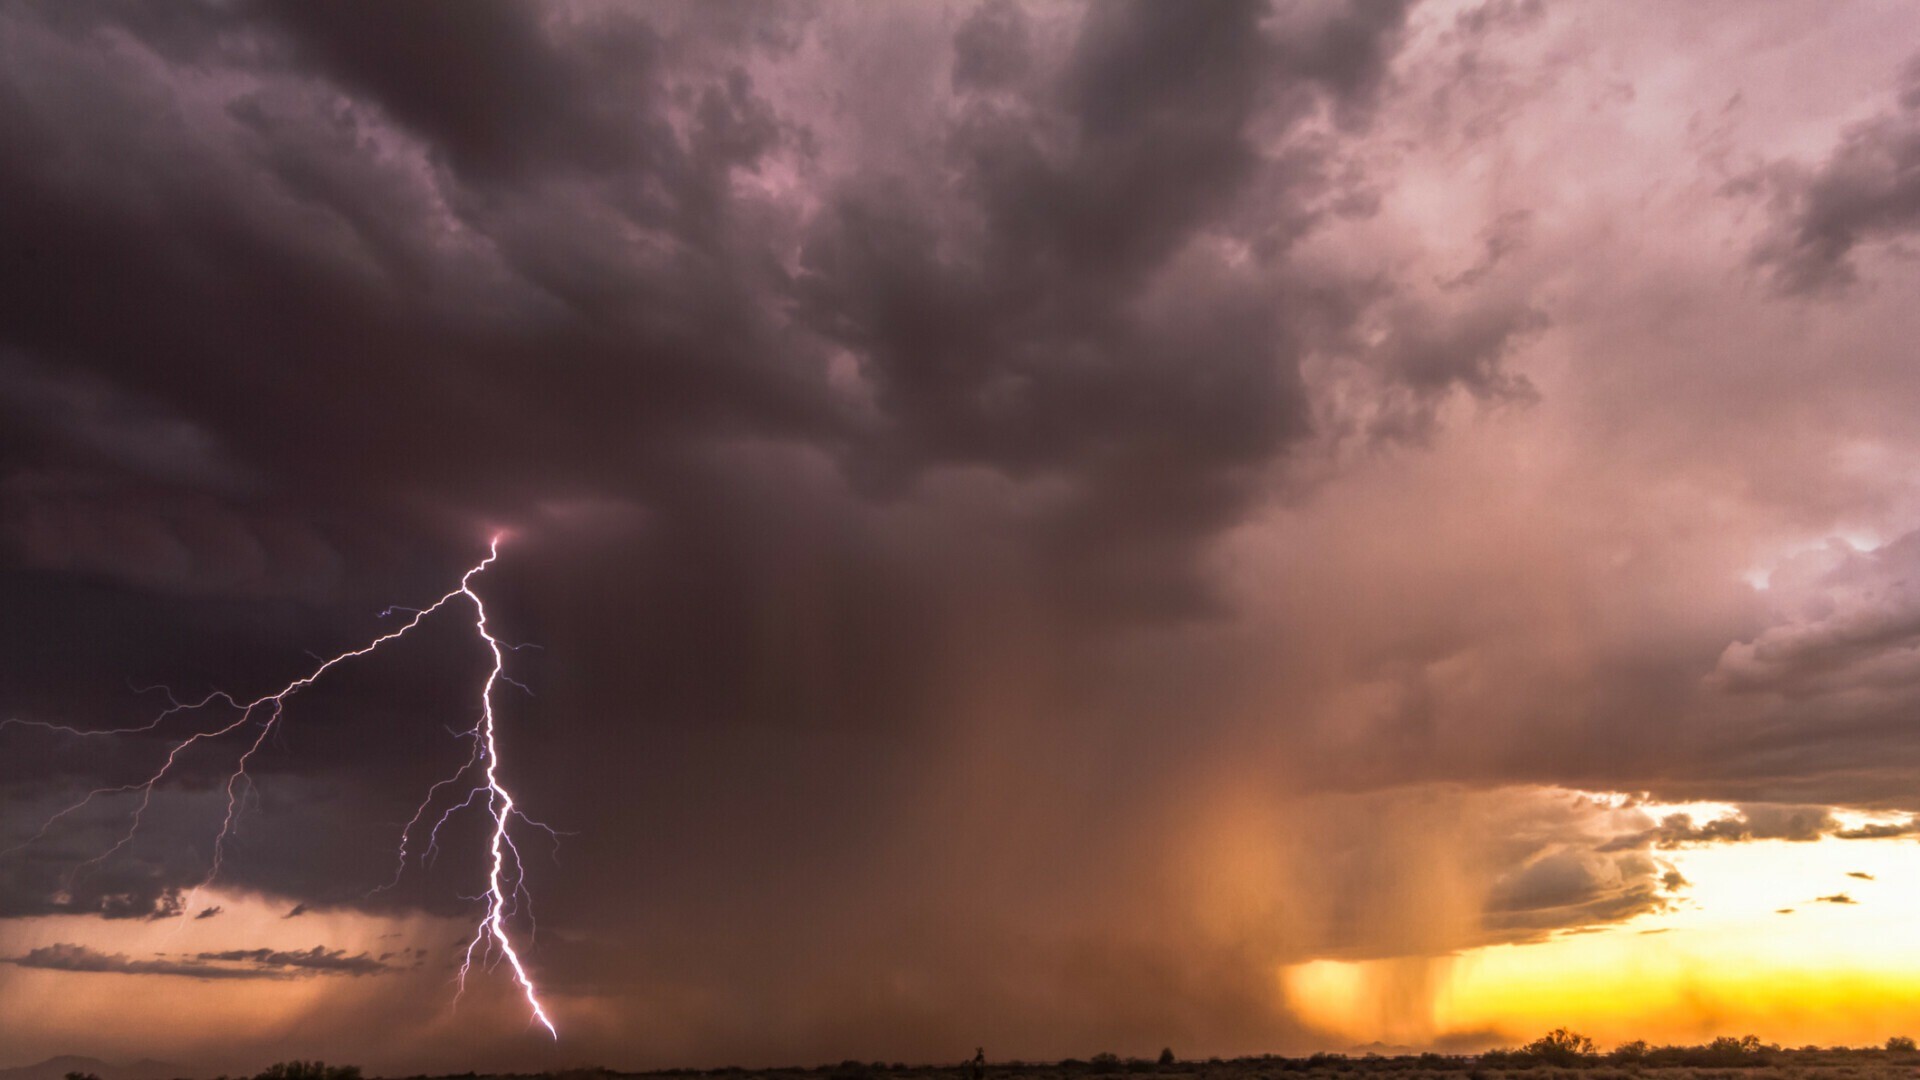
1481 845 1671 936
1597 804 1844 851
1588 799 1920 856
1836 820 1920 839
193 946 393 976
9 942 392 980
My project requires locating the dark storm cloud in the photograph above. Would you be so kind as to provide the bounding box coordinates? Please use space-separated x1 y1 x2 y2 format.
9 941 390 979
1748 55 1920 295
0 0 1494 1054
0 352 254 493
0 0 847 927
0 0 1437 631
794 0 1421 615
0 0 835 592
0 834 189 921
255 0 666 183
950 0 1030 93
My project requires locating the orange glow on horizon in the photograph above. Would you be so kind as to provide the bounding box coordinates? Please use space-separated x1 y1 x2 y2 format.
1282 828 1920 1051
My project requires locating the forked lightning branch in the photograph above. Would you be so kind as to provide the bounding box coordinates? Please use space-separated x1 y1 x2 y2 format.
0 536 559 1037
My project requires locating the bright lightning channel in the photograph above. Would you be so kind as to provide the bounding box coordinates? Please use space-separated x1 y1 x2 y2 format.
0 535 559 1037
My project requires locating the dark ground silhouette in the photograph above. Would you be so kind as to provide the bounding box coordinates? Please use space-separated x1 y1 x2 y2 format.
22 1038 1920 1080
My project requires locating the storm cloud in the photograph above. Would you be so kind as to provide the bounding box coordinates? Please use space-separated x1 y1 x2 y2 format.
5 0 1920 1073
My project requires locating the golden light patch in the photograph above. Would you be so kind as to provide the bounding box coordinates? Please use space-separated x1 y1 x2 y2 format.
1281 830 1920 1050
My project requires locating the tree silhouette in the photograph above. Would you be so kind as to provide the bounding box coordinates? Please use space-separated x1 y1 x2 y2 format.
254 1062 361 1080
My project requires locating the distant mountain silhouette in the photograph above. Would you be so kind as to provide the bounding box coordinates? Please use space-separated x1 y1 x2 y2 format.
0 1057 183 1080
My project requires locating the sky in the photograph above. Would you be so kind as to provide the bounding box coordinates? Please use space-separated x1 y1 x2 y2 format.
6 0 1920 1073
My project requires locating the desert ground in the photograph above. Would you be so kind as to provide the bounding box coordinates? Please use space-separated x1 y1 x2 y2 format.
375 1042 1920 1080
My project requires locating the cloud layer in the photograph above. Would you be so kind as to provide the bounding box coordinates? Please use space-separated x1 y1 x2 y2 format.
10 942 393 980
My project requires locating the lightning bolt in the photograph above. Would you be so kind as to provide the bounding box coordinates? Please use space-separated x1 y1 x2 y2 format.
454 548 557 1036
0 535 559 1037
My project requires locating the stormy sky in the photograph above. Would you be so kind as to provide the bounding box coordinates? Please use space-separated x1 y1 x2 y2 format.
6 0 1920 1073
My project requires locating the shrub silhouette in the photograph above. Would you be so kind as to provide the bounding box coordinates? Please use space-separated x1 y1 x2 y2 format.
1158 1049 1176 1067
255 1063 361 1080
1035 1043 1920 1076
1607 1040 1649 1064
1600 1035 1776 1067
1524 1029 1597 1065
1702 1034 1773 1064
